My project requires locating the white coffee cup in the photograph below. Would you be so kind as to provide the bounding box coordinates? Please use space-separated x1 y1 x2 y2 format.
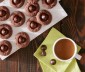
53 37 82 62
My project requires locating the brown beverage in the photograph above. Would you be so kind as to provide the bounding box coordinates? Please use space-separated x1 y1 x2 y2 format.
54 39 75 60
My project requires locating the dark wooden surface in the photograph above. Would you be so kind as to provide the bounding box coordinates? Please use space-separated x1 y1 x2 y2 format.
0 0 85 72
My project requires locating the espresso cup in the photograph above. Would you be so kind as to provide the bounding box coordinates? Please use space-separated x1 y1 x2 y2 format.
53 37 82 62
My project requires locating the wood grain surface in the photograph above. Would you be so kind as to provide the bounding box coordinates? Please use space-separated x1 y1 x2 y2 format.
0 0 85 72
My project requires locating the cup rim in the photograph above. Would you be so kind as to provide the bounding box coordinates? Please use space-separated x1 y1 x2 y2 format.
53 37 77 62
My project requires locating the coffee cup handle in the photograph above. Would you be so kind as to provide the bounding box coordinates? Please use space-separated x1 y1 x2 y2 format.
75 54 82 60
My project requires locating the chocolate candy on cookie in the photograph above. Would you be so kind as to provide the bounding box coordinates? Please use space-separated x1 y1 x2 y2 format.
27 17 41 32
0 6 10 21
10 11 25 27
15 32 30 48
36 10 52 25
0 24 12 39
25 2 40 16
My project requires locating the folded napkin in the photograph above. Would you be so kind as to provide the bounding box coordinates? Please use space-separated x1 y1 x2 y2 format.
34 28 81 72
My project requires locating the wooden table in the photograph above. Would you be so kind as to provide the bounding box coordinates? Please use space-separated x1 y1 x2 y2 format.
0 0 85 72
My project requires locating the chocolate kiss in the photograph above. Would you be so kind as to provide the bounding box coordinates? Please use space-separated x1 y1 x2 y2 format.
0 10 6 17
0 28 9 36
18 36 26 44
28 5 36 12
40 13 49 21
30 21 38 29
46 0 54 4
13 0 21 4
13 15 22 23
0 45 8 52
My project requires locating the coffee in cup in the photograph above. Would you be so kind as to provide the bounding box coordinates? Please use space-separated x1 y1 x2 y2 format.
53 37 82 62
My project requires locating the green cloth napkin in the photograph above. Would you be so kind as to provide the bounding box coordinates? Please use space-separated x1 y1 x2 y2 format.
34 28 81 72
39 59 80 72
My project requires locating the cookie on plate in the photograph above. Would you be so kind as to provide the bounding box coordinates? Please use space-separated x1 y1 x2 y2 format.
25 2 40 16
27 17 41 32
0 40 12 56
10 0 25 8
0 24 12 39
15 32 30 48
0 6 10 21
36 10 52 25
10 11 25 27
42 0 57 9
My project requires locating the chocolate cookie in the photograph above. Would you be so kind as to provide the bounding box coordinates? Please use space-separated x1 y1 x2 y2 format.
10 0 25 8
36 10 52 25
15 32 30 48
0 40 12 56
10 11 25 27
25 2 40 16
0 24 12 39
42 0 57 9
27 17 41 32
0 6 10 21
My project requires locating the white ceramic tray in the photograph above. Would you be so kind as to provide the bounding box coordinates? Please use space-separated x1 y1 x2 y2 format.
0 0 67 60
